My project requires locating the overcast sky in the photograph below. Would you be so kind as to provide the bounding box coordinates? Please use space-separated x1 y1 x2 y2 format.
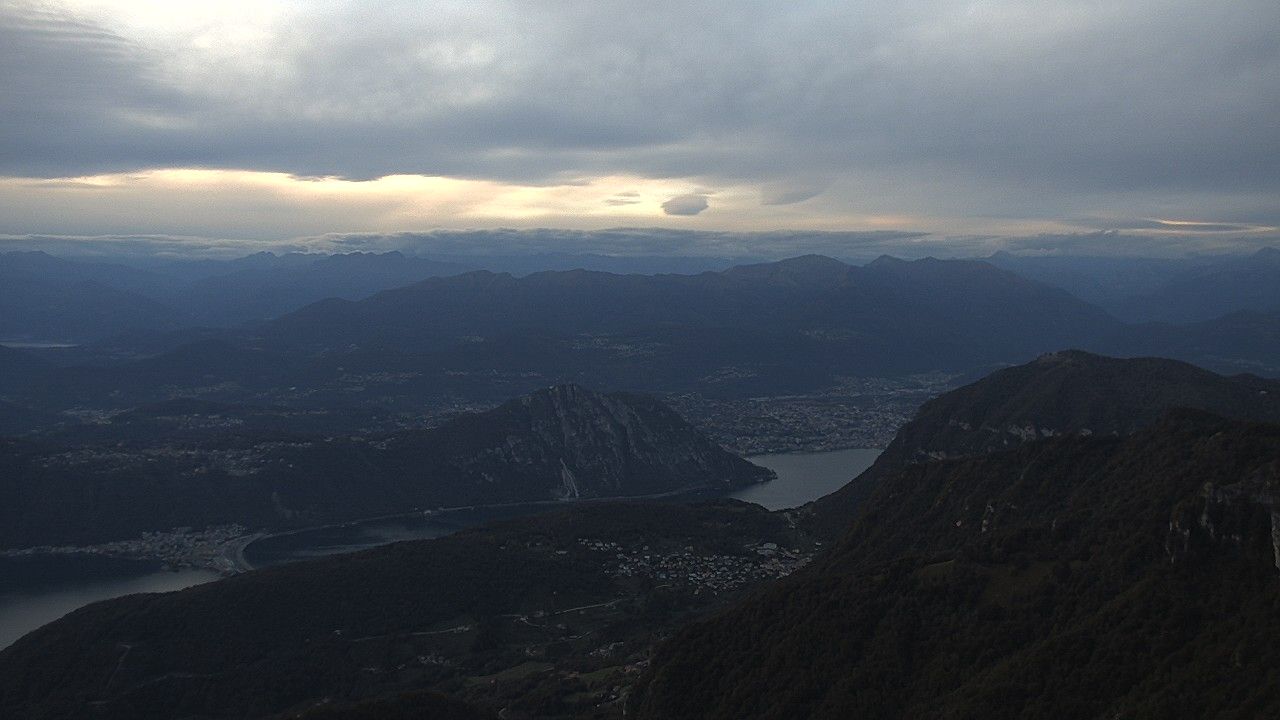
1 1 1277 256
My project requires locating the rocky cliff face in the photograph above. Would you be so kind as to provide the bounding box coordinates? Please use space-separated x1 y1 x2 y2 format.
1167 457 1280 570
806 351 1280 535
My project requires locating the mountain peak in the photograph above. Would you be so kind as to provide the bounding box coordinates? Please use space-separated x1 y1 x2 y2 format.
773 253 847 268
1033 349 1104 365
865 254 907 268
521 382 594 405
722 254 851 285
805 351 1280 536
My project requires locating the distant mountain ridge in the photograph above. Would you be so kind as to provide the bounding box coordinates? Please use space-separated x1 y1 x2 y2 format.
1111 247 1280 322
6 254 1280 418
242 254 1120 391
0 252 187 342
986 247 1280 323
0 250 473 341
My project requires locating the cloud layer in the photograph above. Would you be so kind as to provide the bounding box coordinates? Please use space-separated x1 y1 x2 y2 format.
5 228 1277 263
1 1 1277 245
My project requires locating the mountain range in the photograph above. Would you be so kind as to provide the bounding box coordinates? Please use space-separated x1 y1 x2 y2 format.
7 247 1280 357
6 254 1279 426
0 250 472 341
987 247 1280 323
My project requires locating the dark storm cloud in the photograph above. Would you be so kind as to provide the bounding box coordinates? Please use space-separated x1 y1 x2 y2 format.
1 1 1278 229
0 6 194 176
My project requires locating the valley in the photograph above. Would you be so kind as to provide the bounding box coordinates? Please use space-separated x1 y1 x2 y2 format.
5 352 1280 719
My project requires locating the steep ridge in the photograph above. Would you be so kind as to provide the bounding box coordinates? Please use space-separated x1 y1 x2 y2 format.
632 411 1280 719
806 351 1280 535
0 385 771 548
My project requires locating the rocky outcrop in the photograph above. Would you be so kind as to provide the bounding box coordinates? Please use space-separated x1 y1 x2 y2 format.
1167 462 1280 569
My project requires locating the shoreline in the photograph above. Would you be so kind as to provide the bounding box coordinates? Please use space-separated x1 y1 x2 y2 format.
7 447 881 575
240 479 751 563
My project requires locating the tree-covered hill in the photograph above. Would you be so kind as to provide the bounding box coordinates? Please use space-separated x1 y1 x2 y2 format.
0 384 771 548
806 350 1280 536
631 411 1280 719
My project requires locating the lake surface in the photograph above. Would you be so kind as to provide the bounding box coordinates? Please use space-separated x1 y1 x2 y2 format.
732 447 880 510
0 555 219 649
0 446 878 649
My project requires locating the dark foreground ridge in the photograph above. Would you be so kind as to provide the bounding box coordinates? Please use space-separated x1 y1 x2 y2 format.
806 350 1280 535
631 411 1280 719
0 384 772 548
0 501 815 719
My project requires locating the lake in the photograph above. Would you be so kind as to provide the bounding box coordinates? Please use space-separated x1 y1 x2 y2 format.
0 446 878 649
731 447 880 510
0 555 219 650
